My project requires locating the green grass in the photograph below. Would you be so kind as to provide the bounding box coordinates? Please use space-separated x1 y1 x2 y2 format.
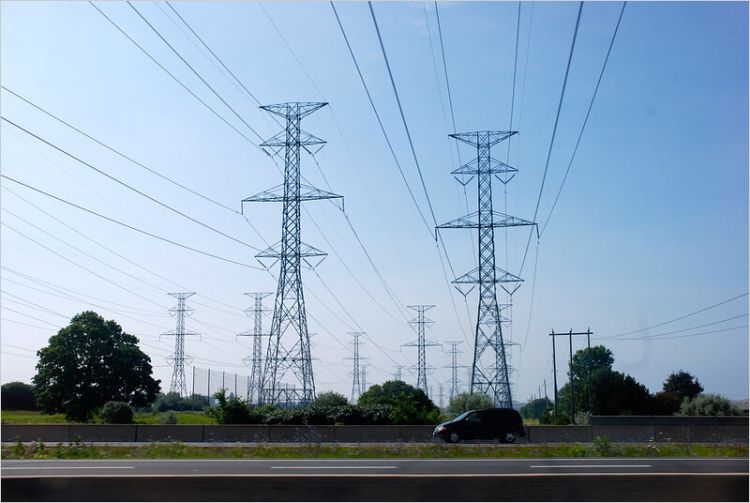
1 410 217 425
3 440 746 460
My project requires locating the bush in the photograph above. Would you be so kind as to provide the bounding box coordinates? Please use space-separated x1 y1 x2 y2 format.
209 390 251 424
359 381 440 424
446 392 494 418
678 393 740 416
99 401 134 424
650 391 682 415
1 382 38 410
313 391 348 408
151 392 207 412
520 398 553 420
159 411 178 424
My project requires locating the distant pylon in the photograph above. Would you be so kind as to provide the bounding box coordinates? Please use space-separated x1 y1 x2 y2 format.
242 102 343 406
238 292 272 404
443 341 468 400
346 332 365 402
393 365 404 381
402 305 440 395
162 292 198 397
361 358 369 392
436 131 536 408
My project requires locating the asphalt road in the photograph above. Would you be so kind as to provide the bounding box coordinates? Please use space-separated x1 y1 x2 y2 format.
3 458 748 501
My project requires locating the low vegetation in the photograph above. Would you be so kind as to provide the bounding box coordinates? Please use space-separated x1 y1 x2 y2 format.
3 439 746 460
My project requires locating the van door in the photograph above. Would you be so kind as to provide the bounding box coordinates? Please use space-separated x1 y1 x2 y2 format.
462 411 483 439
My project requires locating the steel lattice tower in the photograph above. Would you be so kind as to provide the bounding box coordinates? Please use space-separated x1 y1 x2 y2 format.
437 131 535 408
402 305 440 395
243 102 342 406
238 292 272 404
162 292 198 397
346 332 364 402
444 340 467 400
393 365 404 381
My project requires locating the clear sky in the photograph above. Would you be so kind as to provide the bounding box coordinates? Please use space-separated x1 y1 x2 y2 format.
1 1 747 405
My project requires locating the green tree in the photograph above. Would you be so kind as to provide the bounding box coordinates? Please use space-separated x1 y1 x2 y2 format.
678 393 740 416
569 346 614 381
446 392 494 418
210 389 251 424
663 371 703 402
99 401 134 424
558 368 651 416
313 391 349 408
1 382 37 410
520 397 553 420
32 311 160 421
358 380 440 424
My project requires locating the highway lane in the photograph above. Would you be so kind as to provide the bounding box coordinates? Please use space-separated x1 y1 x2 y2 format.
2 457 748 477
3 458 748 501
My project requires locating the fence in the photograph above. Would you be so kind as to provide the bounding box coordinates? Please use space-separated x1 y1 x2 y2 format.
191 367 249 404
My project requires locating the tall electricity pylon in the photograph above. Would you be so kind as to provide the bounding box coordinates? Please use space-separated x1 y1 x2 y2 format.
393 365 404 381
162 292 198 397
243 102 342 406
346 332 365 402
238 292 272 404
361 358 369 392
402 305 440 395
444 340 468 400
437 131 536 408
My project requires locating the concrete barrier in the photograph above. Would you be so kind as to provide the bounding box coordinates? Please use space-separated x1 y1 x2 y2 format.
591 415 749 426
204 426 268 443
267 425 336 443
591 425 655 442
2 425 68 443
67 425 137 442
136 425 204 442
527 426 592 443
334 426 401 443
398 425 436 442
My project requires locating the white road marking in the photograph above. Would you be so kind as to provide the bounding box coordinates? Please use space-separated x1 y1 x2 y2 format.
4 466 135 470
271 466 399 470
530 464 652 469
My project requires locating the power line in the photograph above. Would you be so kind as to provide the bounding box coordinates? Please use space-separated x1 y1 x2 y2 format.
88 1 262 149
612 314 748 341
519 1 583 276
612 324 748 342
540 2 627 236
1 117 261 252
1 175 260 269
599 293 749 339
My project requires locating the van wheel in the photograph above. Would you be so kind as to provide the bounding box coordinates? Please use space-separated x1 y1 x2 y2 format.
500 431 516 444
448 432 461 444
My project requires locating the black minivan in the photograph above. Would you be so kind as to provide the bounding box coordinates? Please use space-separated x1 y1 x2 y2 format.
433 408 525 443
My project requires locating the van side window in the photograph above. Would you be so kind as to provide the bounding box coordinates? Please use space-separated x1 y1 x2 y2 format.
465 412 481 422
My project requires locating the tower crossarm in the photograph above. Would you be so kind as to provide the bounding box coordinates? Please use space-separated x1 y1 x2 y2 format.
451 157 518 177
449 130 517 148
242 184 342 204
436 211 535 229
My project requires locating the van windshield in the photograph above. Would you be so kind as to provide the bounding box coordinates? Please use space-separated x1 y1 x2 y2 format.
452 411 474 421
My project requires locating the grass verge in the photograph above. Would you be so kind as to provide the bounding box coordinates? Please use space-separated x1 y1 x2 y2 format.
3 440 746 460
1 410 216 425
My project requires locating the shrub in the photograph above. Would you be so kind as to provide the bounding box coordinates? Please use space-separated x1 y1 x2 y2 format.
446 392 494 418
358 381 440 424
313 391 348 408
210 390 251 424
99 401 134 424
159 411 178 424
650 391 682 415
151 392 207 412
1 382 38 410
678 393 740 416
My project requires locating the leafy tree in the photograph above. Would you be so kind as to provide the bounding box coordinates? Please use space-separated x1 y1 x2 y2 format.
446 392 494 418
1 382 37 410
358 380 440 424
32 311 160 421
558 368 651 416
520 397 553 420
209 389 251 424
679 393 740 416
99 401 134 424
569 346 614 381
151 392 207 412
663 371 703 402
650 391 682 415
313 391 348 408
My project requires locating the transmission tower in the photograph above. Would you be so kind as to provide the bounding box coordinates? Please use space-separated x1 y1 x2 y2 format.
393 365 404 381
242 102 342 406
402 305 440 395
443 340 468 401
238 292 272 404
346 332 364 402
361 359 369 392
436 131 536 408
162 292 198 397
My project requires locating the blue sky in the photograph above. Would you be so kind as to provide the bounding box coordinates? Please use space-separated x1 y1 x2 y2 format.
1 1 747 404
